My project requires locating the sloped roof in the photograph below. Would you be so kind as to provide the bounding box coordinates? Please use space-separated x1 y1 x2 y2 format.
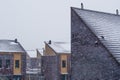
46 41 71 54
37 49 43 55
0 40 25 52
27 50 37 58
72 7 120 63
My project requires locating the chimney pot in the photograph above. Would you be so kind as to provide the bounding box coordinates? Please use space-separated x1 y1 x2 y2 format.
48 40 51 44
81 3 84 9
101 36 104 39
116 9 119 15
15 38 18 43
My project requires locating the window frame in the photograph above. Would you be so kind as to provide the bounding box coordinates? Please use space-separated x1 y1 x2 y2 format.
6 59 10 69
62 60 67 68
0 59 2 68
61 74 67 80
15 60 20 68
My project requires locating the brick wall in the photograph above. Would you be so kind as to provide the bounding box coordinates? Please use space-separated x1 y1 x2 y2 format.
41 56 59 80
21 52 26 80
0 53 13 75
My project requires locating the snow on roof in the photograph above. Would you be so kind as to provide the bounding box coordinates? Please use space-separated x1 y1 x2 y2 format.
27 50 37 58
37 49 43 55
0 40 25 52
46 41 71 53
73 7 120 63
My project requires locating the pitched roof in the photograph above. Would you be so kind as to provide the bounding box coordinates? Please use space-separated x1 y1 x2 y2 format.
27 50 37 58
37 49 43 55
72 7 120 63
0 40 25 52
46 41 71 54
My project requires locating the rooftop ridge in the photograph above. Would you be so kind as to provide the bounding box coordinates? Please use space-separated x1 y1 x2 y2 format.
0 39 15 41
72 7 120 17
46 41 71 53
0 39 25 52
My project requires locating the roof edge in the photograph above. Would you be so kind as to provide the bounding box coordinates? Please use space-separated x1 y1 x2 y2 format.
71 7 120 65
71 7 120 17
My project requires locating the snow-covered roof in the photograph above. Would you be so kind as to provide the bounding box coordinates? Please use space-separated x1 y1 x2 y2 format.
46 41 71 54
73 7 120 63
37 49 43 55
27 50 37 58
0 40 25 52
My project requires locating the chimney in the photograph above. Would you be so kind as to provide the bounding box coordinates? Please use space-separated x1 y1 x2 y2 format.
48 40 51 44
81 3 84 9
15 38 18 43
116 9 119 15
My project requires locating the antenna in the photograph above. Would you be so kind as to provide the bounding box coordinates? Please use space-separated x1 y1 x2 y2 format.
81 3 84 9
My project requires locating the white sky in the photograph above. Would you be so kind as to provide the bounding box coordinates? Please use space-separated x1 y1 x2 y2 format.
0 0 119 50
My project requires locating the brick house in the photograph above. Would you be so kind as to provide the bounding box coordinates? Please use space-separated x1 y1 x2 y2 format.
0 39 26 80
41 41 71 80
71 6 120 80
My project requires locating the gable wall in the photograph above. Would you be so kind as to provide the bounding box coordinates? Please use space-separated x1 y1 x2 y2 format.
44 43 56 56
41 56 59 80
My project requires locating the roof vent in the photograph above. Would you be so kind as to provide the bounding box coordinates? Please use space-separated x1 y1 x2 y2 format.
116 9 119 15
81 3 84 9
101 36 104 39
95 41 98 47
48 40 51 44
15 38 18 43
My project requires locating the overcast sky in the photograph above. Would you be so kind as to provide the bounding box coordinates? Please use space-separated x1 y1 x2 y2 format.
0 0 119 50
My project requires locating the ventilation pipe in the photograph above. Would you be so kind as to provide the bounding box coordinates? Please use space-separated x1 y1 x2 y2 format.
116 9 119 15
48 40 51 44
81 3 84 9
15 38 18 43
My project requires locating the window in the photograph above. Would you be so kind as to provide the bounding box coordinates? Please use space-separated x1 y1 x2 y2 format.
13 76 21 80
0 59 2 68
6 59 10 68
15 60 19 68
62 60 66 68
61 74 67 80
